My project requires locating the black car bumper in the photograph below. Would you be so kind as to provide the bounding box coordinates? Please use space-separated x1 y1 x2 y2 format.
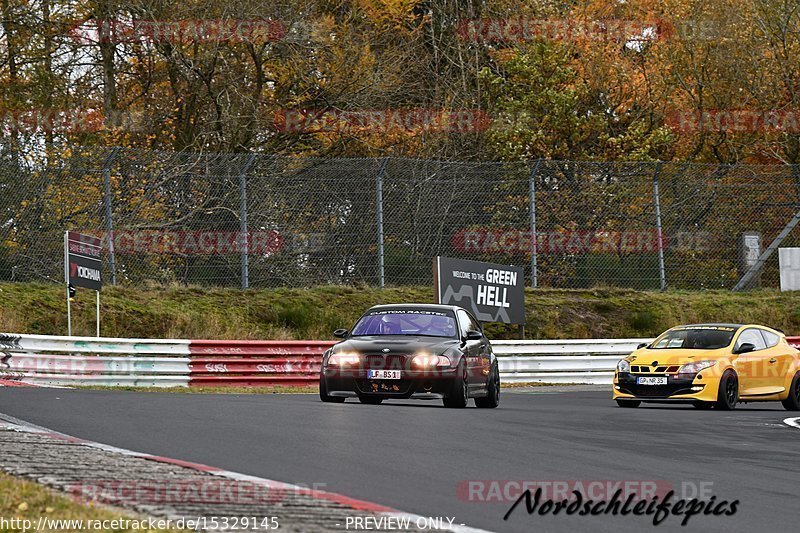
322 368 459 399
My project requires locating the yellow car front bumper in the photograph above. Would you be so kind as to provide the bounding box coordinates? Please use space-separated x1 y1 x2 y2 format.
612 371 721 403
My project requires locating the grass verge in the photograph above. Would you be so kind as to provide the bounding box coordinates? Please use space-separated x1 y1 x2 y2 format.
0 472 185 532
2 282 800 340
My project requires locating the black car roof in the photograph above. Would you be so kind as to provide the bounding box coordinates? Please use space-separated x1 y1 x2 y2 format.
366 303 461 313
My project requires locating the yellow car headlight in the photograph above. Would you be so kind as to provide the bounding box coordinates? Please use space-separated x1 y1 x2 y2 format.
677 360 716 374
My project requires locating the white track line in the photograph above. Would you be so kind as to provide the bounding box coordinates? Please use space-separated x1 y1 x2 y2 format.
783 417 800 430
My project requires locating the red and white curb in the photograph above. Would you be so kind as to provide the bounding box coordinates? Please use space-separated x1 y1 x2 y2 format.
0 379 38 387
0 377 70 388
0 415 493 533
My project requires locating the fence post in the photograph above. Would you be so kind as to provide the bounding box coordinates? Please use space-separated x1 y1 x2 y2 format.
529 159 542 288
376 157 390 288
239 154 257 289
102 147 121 285
733 208 800 291
652 162 666 291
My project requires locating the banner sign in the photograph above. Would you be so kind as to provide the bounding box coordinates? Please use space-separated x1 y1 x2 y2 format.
65 231 102 291
434 256 525 324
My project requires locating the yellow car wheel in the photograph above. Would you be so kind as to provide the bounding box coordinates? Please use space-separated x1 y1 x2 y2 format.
781 372 800 411
715 370 738 410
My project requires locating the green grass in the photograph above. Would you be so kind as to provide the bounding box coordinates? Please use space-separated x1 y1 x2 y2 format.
0 473 186 532
2 282 799 340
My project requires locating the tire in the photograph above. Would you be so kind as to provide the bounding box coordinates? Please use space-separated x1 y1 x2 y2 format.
319 374 345 403
615 399 641 408
475 363 500 409
443 362 469 408
781 372 800 411
692 401 714 409
358 396 383 405
715 370 738 410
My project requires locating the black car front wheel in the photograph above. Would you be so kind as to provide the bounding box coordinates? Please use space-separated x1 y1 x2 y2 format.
475 363 500 409
443 362 469 408
319 373 345 403
715 370 738 410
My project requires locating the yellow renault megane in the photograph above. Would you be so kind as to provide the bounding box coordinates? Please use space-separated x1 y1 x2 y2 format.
613 324 800 410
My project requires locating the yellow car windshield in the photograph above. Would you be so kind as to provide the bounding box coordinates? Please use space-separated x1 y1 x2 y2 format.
651 328 736 350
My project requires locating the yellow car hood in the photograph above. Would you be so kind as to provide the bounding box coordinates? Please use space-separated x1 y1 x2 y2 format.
627 347 729 366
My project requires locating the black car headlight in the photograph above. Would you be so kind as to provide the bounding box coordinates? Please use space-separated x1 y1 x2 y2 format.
411 354 451 368
328 352 361 366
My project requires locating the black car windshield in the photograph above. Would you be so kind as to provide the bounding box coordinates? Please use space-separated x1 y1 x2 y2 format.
351 310 457 338
650 327 736 350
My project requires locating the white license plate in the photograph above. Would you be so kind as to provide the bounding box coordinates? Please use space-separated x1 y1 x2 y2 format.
367 370 401 380
636 376 667 385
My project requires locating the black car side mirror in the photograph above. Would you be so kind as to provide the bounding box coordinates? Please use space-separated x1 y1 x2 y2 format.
734 342 755 354
465 330 483 341
637 342 649 349
333 329 349 339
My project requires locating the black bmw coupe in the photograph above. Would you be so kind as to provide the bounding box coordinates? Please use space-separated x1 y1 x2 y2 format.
319 304 500 408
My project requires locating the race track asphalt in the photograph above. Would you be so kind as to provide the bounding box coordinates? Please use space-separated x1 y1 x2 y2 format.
1 387 798 533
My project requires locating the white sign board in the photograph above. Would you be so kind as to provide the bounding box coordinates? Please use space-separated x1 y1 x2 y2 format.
779 248 800 291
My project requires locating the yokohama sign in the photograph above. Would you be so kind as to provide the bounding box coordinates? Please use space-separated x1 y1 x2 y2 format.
66 232 102 291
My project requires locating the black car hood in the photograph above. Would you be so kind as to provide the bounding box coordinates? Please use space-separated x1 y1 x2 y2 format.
333 335 461 354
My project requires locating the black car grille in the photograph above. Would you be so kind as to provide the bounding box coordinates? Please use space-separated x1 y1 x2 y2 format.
619 383 696 398
364 354 408 370
631 365 680 373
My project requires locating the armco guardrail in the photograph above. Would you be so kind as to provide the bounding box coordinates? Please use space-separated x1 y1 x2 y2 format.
189 340 331 387
492 339 650 384
1 333 650 387
0 333 190 387
4 333 798 388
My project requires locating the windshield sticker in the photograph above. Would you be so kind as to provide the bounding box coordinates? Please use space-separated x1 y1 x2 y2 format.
366 310 449 317
672 326 736 332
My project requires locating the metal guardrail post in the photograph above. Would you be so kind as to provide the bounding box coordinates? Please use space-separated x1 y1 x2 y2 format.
239 154 257 289
652 162 666 291
376 158 390 288
102 147 121 285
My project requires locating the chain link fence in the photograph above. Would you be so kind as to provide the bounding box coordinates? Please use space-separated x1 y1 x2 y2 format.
2 147 799 290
